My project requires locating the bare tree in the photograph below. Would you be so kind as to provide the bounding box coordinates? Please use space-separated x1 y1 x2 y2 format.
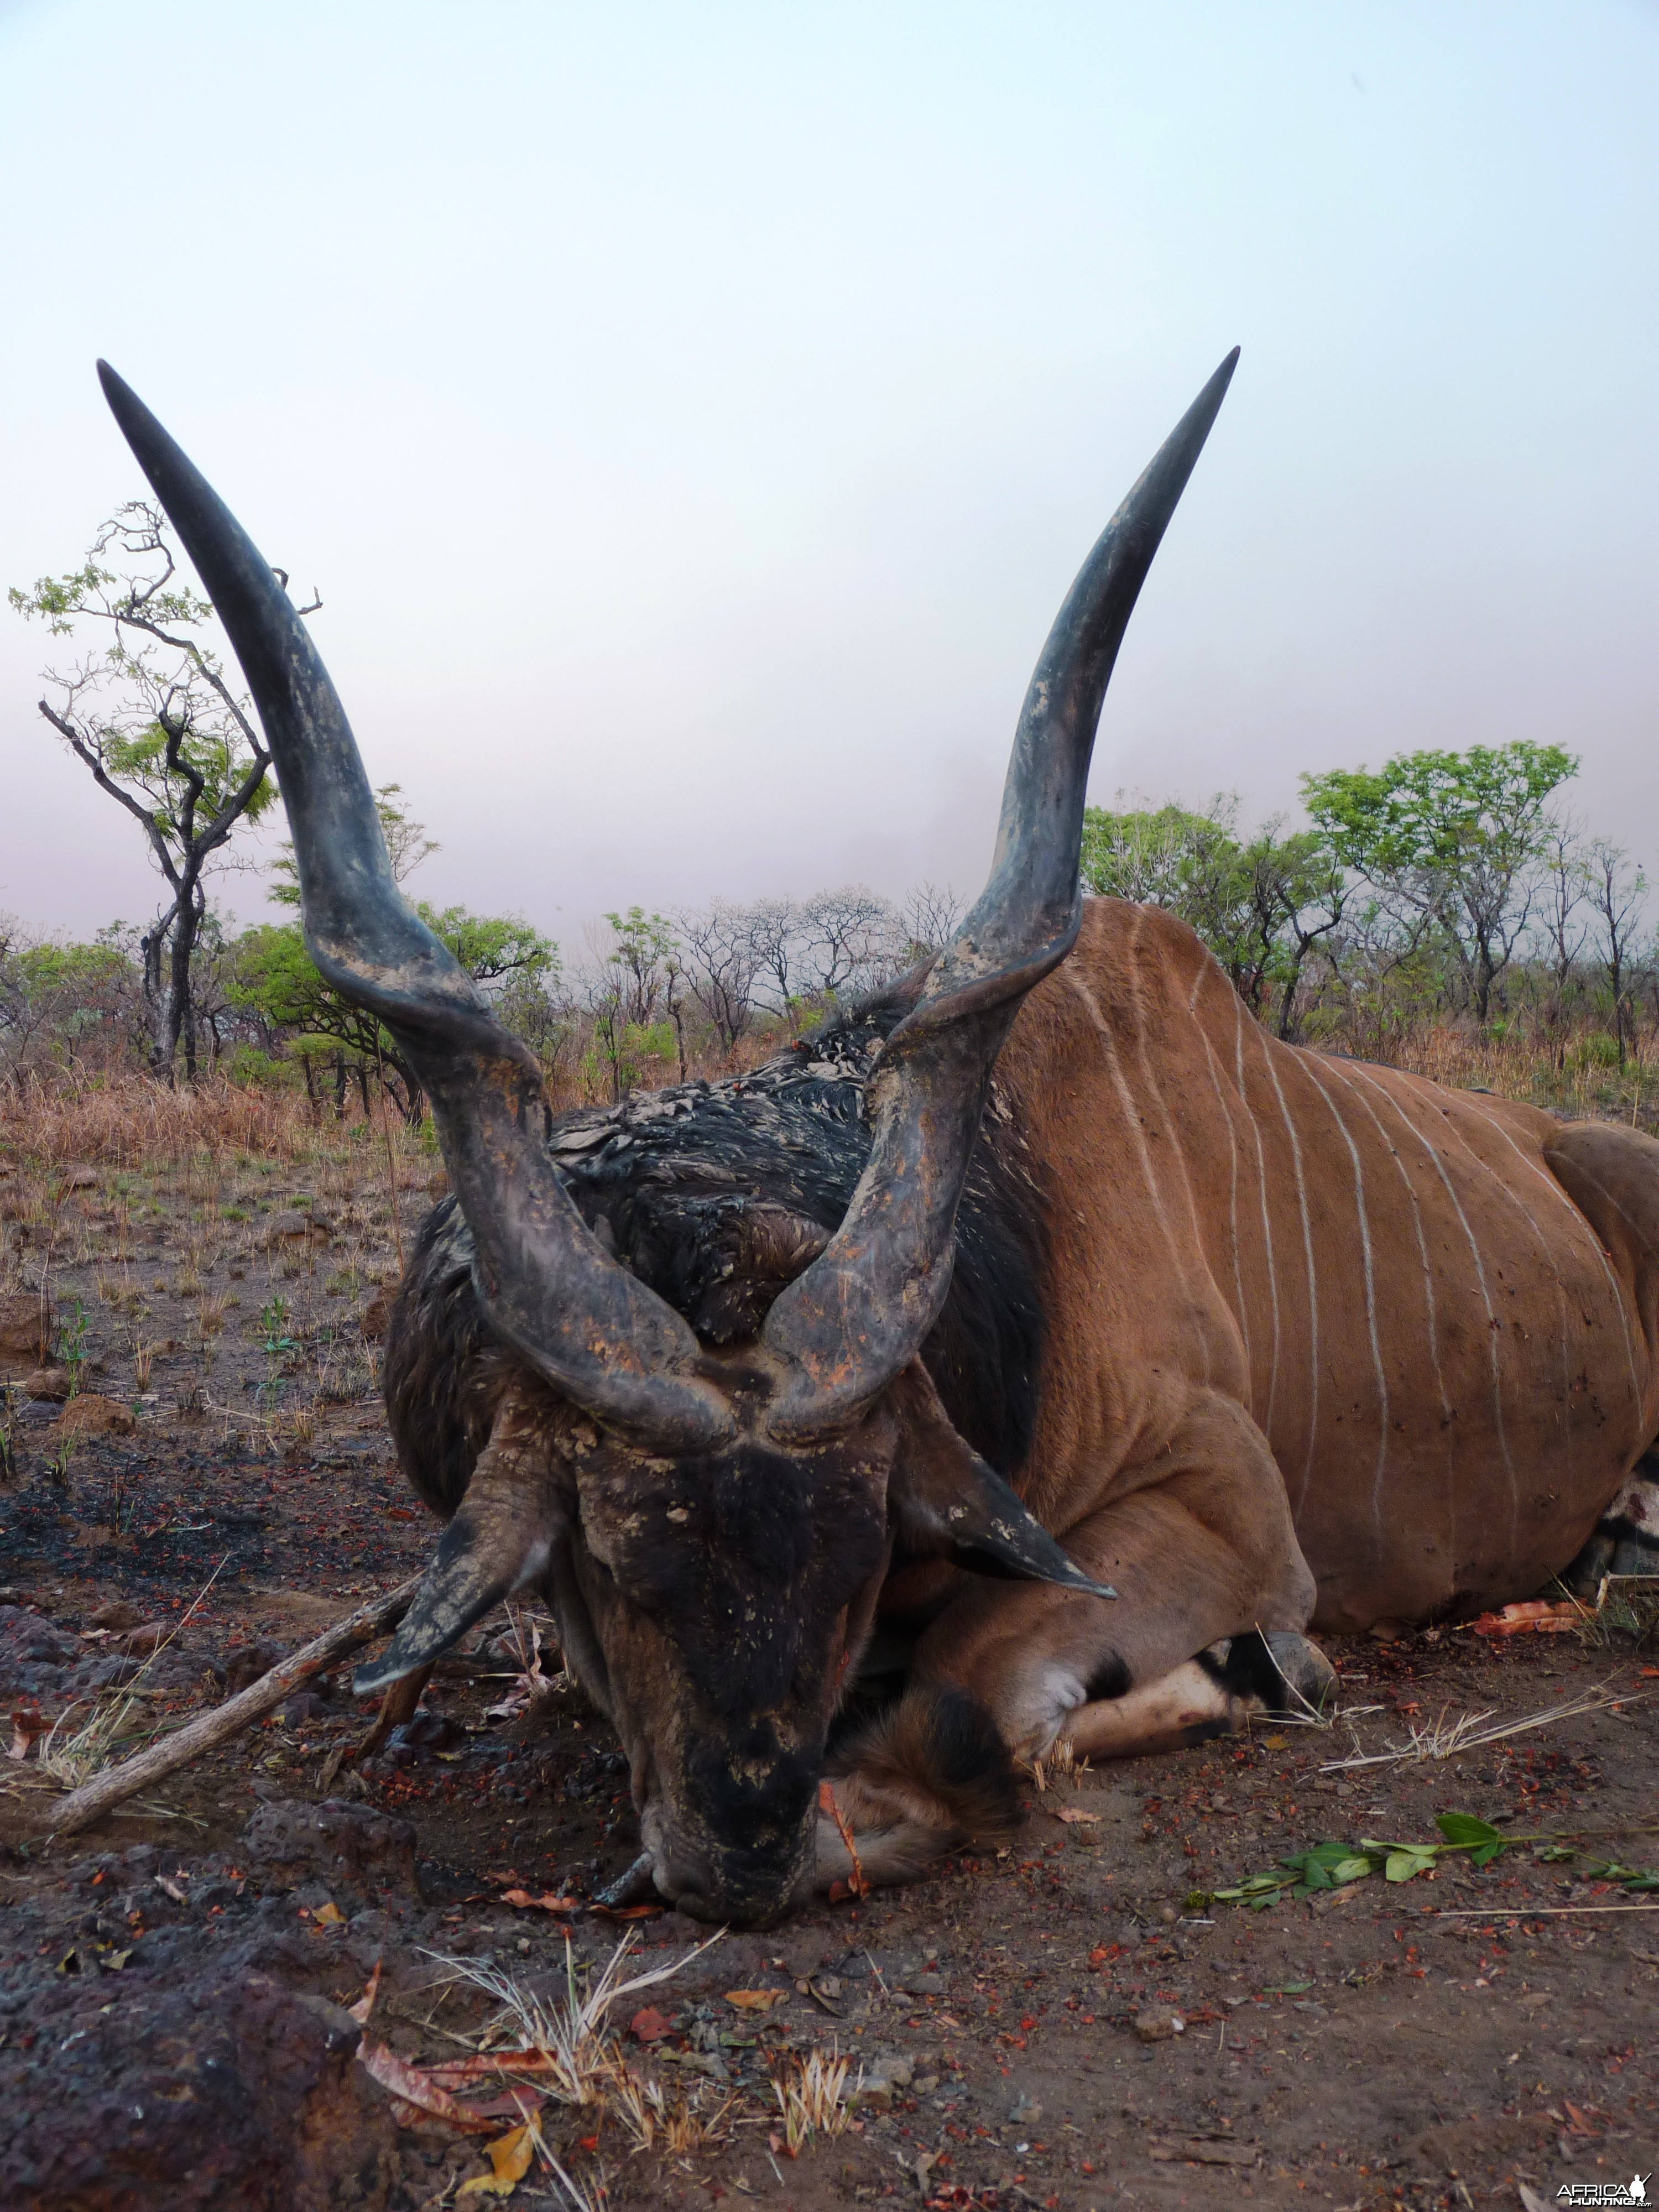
10 503 309 1082
743 896 800 1015
900 881 963 962
797 885 900 1001
676 899 759 1051
1587 837 1647 1067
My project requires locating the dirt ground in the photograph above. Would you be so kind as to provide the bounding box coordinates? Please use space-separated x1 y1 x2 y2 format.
1 1147 1656 2212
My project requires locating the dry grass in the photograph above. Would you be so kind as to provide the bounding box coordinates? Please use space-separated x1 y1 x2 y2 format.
1318 1681 1648 1773
423 1928 724 2109
606 2065 737 2156
1568 1574 1659 1652
769 2046 859 2155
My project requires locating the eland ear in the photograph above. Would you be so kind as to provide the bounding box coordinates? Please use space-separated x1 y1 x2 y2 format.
887 1364 1116 1599
354 1426 566 1695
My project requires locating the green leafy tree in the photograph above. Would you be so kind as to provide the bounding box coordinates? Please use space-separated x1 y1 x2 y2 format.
1301 742 1578 1022
241 794 555 1117
10 504 296 1080
0 921 137 1081
229 903 556 1122
583 908 681 1099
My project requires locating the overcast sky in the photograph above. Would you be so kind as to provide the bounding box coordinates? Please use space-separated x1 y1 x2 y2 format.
2 1 1655 957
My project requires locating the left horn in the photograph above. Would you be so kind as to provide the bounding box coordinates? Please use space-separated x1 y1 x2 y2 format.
763 352 1239 1436
97 363 733 1452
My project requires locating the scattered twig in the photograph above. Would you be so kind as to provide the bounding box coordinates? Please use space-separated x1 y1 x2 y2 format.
1318 1682 1646 1771
38 1572 421 1836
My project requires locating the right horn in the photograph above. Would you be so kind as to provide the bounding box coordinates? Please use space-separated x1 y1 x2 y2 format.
763 351 1239 1438
97 363 733 1453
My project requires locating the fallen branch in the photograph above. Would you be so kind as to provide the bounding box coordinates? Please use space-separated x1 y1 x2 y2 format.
38 1573 422 1838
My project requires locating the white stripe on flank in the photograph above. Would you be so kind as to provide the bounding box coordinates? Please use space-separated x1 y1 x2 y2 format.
1125 912 1213 1386
1324 1060 1458 1568
1234 992 1282 1437
1197 1015 1252 1384
1063 965 1201 1352
1250 1025 1321 1510
1345 1065 1520 1550
1296 1057 1390 1551
1424 1099 1579 1480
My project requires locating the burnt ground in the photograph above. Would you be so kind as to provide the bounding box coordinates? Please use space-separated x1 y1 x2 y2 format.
1 1151 1657 2211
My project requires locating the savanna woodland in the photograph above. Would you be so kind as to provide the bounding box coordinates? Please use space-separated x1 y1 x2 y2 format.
2 508 1655 2212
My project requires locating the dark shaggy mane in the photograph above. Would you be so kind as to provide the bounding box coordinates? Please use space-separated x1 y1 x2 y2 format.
384 974 1050 1516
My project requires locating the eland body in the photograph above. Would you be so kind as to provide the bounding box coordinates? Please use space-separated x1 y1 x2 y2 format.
96 356 1659 1925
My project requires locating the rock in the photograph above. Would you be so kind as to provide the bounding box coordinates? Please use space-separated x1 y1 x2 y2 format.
359 1286 396 1342
384 1711 466 1759
904 1970 949 1995
76 1654 148 1691
265 1209 333 1249
243 1798 419 1897
54 1393 138 1441
89 1598 143 1631
113 1621 173 1656
854 2051 915 2105
1133 2005 1186 2043
0 1291 50 1371
274 1689 336 1728
23 1366 72 1402
222 1639 292 1695
0 1937 399 2211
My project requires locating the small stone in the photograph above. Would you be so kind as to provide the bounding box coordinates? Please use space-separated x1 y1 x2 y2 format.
53 1393 137 1441
1133 2006 1185 2043
0 1292 50 1369
905 1971 948 1995
114 1620 171 1655
89 1599 142 1631
1008 2091 1042 2124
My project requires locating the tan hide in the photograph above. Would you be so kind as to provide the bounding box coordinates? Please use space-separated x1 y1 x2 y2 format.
982 899 1658 1641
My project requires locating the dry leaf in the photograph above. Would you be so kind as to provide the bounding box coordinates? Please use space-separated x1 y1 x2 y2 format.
1469 1601 1581 1639
725 1988 787 2012
630 2005 674 2042
1051 1806 1102 1825
1262 1734 1288 1750
498 1888 579 1914
312 1900 346 1928
347 1960 383 2025
427 2052 560 2089
8 1707 48 1763
457 2124 536 2198
357 2036 497 2131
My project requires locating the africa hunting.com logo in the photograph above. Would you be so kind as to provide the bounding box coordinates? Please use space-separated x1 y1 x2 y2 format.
1554 2180 1651 2207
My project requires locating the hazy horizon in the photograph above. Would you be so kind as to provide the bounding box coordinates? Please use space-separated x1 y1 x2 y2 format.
2 1 1655 961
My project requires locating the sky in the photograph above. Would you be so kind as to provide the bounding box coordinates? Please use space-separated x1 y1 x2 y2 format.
1 1 1655 959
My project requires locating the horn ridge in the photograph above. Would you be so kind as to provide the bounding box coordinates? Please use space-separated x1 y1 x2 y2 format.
96 362 734 1451
762 352 1239 1437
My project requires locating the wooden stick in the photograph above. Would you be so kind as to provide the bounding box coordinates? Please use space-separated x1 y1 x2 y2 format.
1433 1903 1659 1917
40 1573 422 1838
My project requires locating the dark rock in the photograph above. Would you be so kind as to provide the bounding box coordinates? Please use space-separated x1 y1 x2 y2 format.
0 1936 399 2210
243 1798 418 1897
275 1690 336 1728
384 1711 466 1760
222 1639 291 1695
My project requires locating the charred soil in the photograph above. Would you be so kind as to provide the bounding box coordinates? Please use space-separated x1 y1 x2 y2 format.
1 1149 1656 2211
